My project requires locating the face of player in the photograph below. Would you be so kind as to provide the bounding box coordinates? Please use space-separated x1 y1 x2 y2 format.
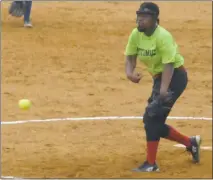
137 14 155 32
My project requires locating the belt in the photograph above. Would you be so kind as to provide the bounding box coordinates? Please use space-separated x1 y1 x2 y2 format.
153 65 186 78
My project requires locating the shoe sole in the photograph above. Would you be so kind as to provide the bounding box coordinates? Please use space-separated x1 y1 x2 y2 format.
24 26 33 28
132 167 160 172
194 135 201 163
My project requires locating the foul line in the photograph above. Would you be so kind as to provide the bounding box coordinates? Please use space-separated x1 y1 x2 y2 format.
174 144 212 151
1 116 212 125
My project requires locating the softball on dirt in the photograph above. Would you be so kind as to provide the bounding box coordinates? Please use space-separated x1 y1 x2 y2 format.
18 99 31 110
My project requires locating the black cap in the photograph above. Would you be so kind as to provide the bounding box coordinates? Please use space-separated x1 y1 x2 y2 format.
136 2 159 17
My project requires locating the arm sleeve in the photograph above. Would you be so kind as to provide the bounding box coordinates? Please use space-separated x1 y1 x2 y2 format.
159 33 177 64
124 29 138 56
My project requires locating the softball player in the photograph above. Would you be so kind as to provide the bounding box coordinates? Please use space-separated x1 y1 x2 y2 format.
125 2 201 172
9 1 33 28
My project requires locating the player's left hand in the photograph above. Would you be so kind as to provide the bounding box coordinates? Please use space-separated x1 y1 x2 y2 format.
146 91 174 117
158 91 173 104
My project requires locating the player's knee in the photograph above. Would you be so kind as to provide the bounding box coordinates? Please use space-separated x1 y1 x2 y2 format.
144 123 160 141
143 107 158 124
143 111 150 124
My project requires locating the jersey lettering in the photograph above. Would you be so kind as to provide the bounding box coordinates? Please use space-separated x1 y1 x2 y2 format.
138 48 156 57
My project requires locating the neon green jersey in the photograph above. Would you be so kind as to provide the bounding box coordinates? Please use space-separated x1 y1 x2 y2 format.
125 25 184 75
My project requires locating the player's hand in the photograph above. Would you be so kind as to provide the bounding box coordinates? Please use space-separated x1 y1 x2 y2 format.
159 91 173 103
127 72 142 83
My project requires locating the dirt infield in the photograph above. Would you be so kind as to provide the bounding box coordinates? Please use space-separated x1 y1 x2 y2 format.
1 1 212 178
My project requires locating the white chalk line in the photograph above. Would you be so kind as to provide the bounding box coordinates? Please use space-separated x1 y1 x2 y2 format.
174 144 212 150
1 115 212 179
1 116 212 125
1 176 21 180
2 145 212 180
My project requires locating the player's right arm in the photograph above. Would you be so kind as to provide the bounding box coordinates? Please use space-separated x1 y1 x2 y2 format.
125 55 137 78
125 29 142 83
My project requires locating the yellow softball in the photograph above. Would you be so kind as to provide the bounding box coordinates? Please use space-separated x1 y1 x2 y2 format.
18 99 31 110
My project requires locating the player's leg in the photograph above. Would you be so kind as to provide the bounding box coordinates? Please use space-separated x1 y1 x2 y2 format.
133 76 162 172
159 68 201 163
148 68 201 164
155 68 191 146
24 1 32 28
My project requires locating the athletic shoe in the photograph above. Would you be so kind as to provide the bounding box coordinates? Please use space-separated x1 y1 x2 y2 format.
186 135 201 163
132 161 160 172
24 21 33 28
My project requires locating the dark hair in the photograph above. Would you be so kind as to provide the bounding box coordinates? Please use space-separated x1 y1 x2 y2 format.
137 2 160 24
139 2 159 16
